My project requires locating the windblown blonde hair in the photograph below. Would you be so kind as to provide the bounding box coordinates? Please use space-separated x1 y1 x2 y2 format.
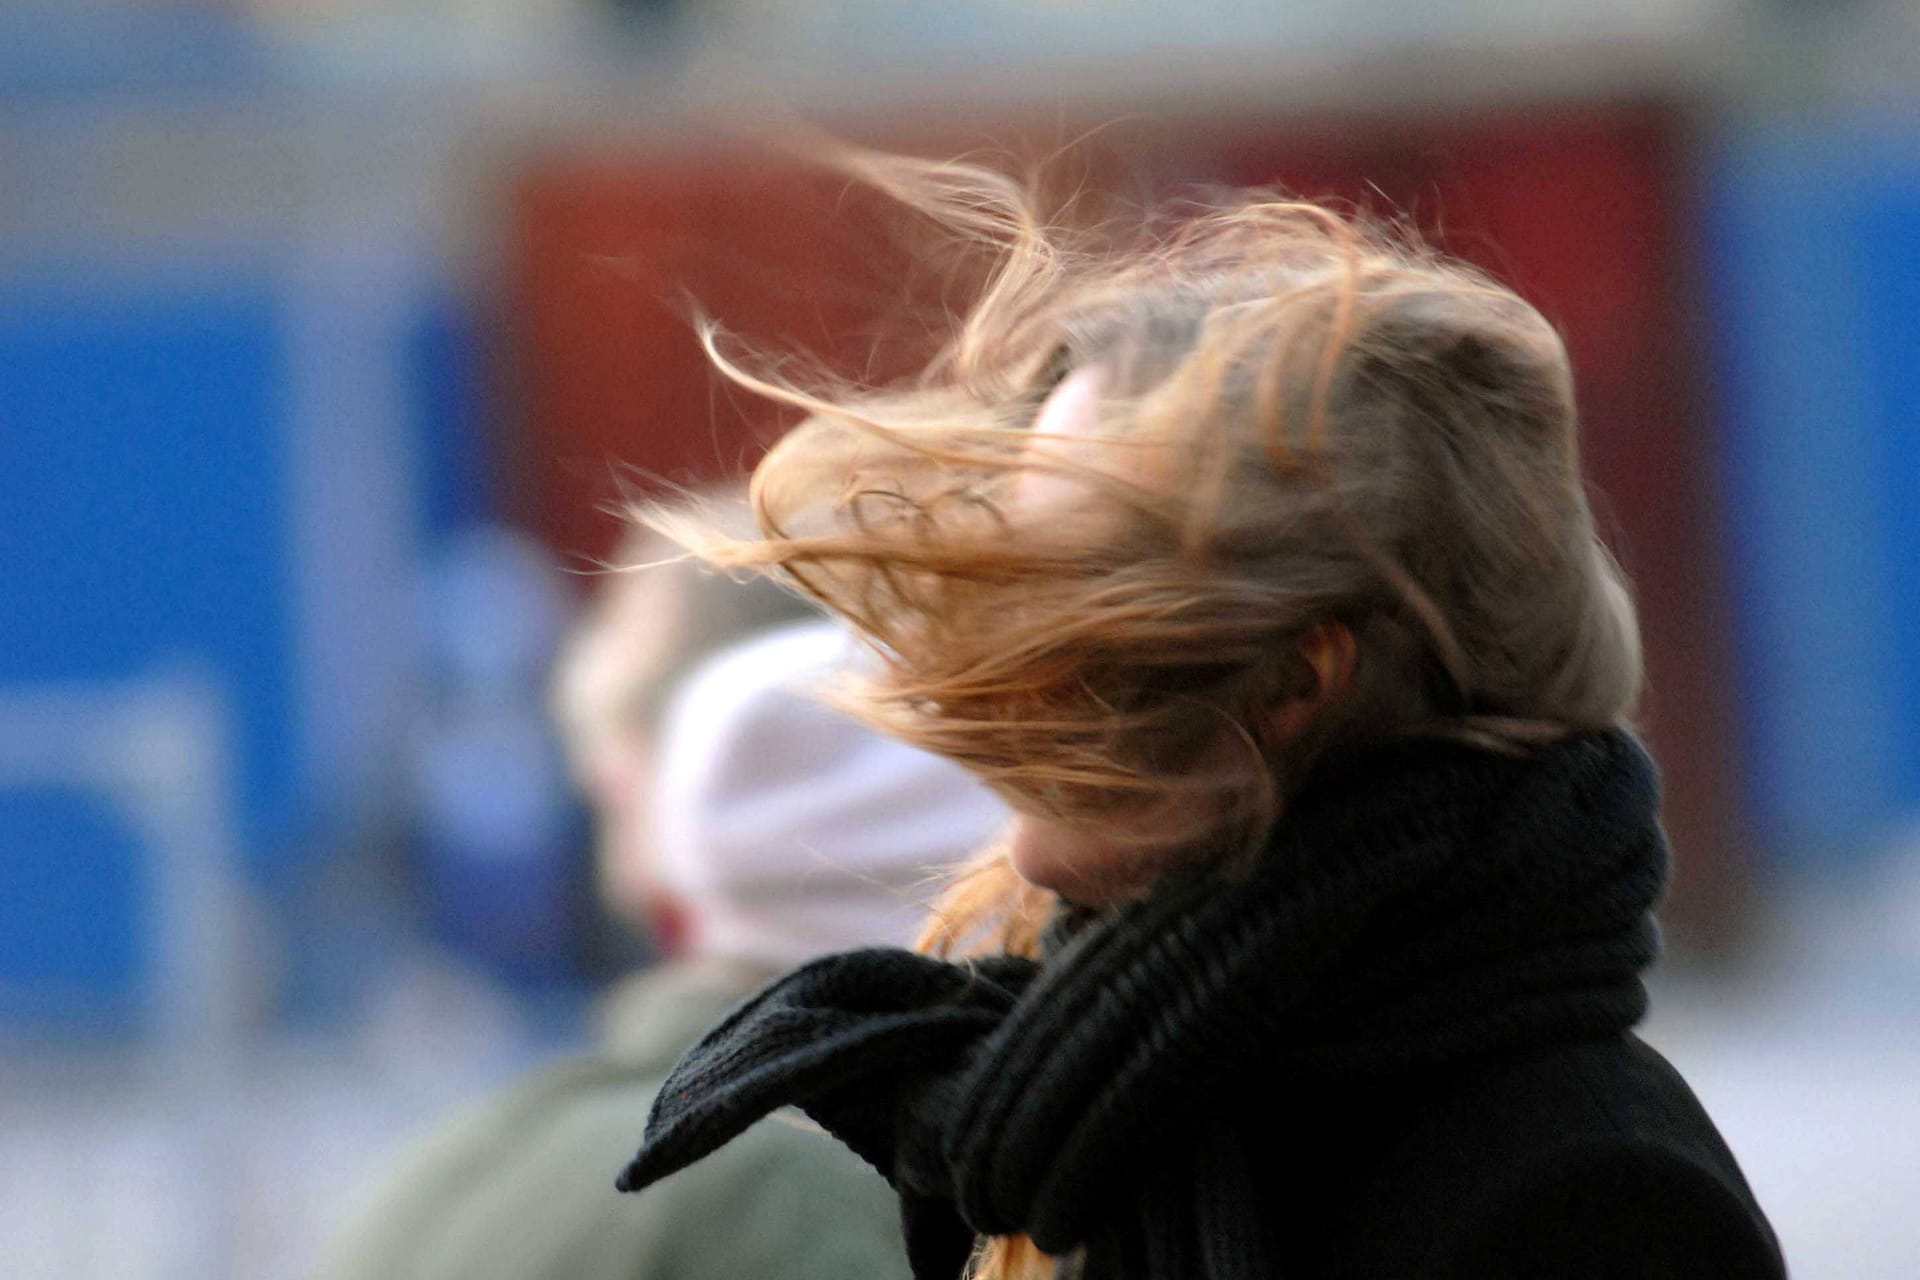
640 145 1641 1278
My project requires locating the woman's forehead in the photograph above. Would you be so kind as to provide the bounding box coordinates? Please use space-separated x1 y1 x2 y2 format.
1031 365 1107 439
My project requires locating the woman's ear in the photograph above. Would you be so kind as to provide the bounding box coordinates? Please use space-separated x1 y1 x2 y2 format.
1270 622 1357 742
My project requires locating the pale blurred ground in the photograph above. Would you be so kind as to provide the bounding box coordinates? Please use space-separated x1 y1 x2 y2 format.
0 953 540 1280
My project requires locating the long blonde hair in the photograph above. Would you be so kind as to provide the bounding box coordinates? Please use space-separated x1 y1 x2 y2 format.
640 146 1641 1279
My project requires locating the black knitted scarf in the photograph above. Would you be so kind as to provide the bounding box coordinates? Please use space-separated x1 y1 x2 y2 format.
618 730 1668 1280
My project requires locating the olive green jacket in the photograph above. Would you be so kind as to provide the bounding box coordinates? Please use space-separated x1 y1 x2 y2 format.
318 962 911 1280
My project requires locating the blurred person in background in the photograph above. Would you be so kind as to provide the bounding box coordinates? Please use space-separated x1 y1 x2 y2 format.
617 153 1787 1280
550 520 815 963
320 526 1009 1280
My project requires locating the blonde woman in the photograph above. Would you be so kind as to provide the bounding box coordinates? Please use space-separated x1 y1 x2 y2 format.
615 151 1786 1280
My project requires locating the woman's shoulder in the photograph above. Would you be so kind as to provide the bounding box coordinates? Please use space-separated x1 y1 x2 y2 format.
1335 1033 1786 1279
1422 1032 1739 1143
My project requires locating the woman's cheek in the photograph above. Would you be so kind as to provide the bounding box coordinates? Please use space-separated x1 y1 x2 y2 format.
1006 813 1161 908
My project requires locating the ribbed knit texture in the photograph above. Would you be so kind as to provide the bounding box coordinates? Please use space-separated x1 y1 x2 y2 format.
618 730 1669 1280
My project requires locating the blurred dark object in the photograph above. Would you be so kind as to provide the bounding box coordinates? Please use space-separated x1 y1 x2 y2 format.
408 526 586 989
605 0 684 20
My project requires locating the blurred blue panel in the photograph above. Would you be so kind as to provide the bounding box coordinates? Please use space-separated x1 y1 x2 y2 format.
0 273 297 853
1703 119 1920 860
0 790 147 1032
1850 192 1920 805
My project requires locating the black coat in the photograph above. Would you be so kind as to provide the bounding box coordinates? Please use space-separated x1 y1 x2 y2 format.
622 732 1786 1280
1159 1032 1783 1279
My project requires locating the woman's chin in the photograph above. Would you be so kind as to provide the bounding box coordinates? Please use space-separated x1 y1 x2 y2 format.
1005 815 1137 909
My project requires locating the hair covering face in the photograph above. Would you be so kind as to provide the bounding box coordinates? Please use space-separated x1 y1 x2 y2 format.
648 620 1010 969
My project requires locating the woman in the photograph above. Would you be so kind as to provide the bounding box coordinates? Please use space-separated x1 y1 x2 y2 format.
615 150 1786 1280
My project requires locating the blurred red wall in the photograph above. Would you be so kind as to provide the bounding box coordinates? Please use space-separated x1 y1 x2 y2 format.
506 157 917 564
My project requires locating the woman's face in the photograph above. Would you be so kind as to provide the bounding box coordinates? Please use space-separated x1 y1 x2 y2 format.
1004 627 1354 908
1005 363 1360 907
1003 364 1191 907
